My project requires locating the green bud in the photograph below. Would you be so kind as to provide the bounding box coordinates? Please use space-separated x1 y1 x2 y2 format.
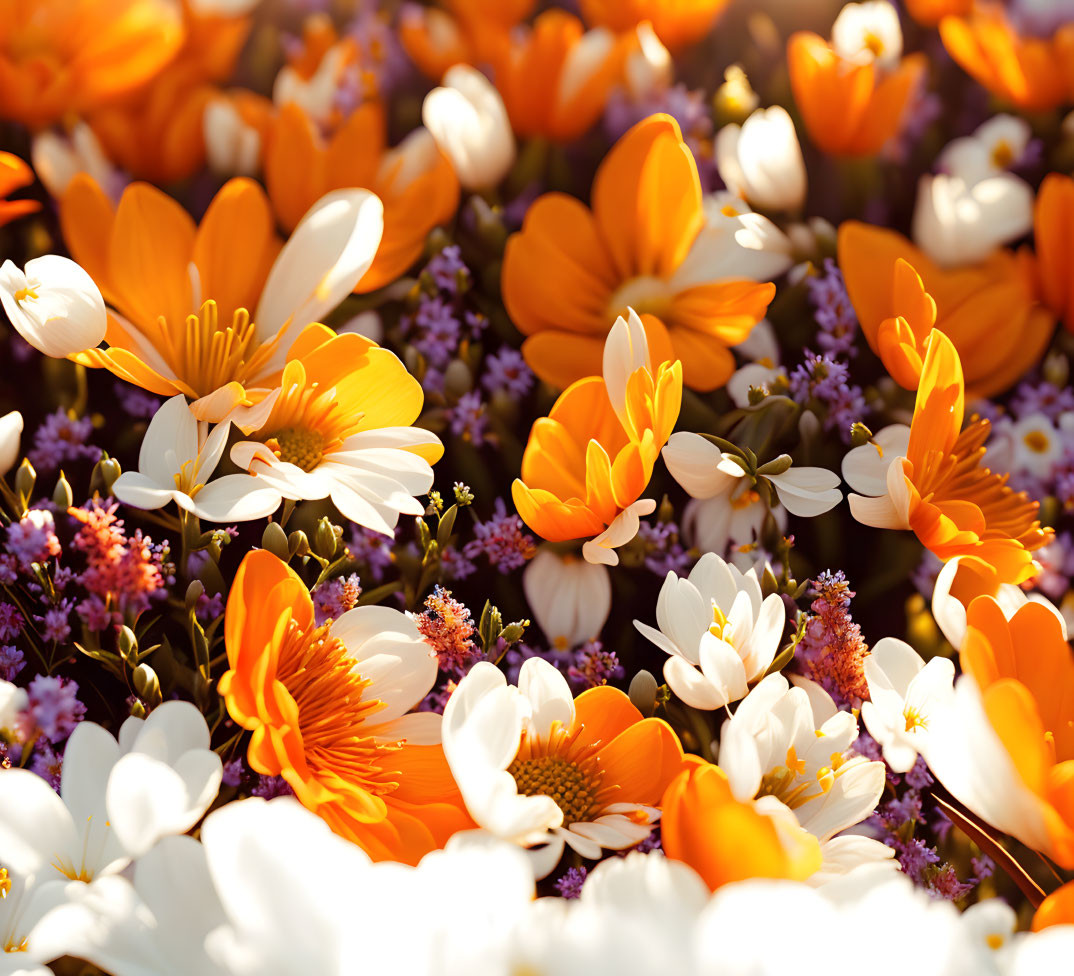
314 517 340 560
628 670 659 717
118 626 138 661
132 663 161 704
849 422 874 448
52 471 73 509
262 522 289 561
428 490 444 515
90 456 121 497
453 482 474 507
185 579 205 613
443 359 473 398
756 454 793 477
712 64 759 126
498 619 529 646
129 698 147 719
14 457 35 503
287 530 309 559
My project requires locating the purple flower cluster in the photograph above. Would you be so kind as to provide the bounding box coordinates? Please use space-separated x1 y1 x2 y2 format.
22 674 86 742
806 259 858 358
448 390 489 445
462 498 535 574
28 409 101 471
312 573 363 626
567 640 624 690
636 519 693 577
483 348 534 400
789 352 867 444
796 570 869 710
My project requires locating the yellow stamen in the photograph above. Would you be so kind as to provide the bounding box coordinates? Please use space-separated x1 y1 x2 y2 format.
13 286 37 302
903 706 927 733
0 867 10 899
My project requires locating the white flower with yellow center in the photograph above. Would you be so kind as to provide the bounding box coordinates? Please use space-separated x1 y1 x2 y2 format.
831 0 903 70
113 395 282 523
939 115 1032 185
860 637 955 773
633 551 786 710
0 866 66 971
229 329 442 537
717 673 892 880
442 658 684 878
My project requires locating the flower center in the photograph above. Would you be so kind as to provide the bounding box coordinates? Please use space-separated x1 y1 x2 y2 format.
13 285 38 303
903 705 928 733
508 754 600 825
1022 430 1051 454
731 488 760 511
606 275 673 325
272 427 327 472
991 140 1014 169
863 31 885 58
709 602 731 640
167 300 263 398
0 867 9 899
757 748 848 810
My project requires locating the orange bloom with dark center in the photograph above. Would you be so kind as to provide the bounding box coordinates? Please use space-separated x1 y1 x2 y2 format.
219 550 472 864
84 2 252 184
264 100 458 292
960 597 1074 868
1031 173 1074 334
940 5 1074 111
579 0 731 50
0 0 184 130
502 114 774 392
490 10 624 143
661 762 822 890
787 31 926 157
0 153 39 227
838 222 1054 399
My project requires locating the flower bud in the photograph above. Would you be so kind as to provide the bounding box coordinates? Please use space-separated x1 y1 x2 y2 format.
262 522 289 561
52 471 73 509
628 669 659 716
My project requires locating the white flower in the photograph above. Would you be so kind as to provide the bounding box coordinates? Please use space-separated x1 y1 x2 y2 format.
30 122 119 199
272 41 352 130
717 673 891 878
1000 413 1063 480
765 461 843 517
860 637 955 772
523 548 611 651
0 679 26 739
716 106 807 212
0 411 20 477
939 115 1032 184
0 870 70 976
114 395 282 523
204 96 262 177
442 658 663 878
422 64 516 191
634 552 785 710
911 172 1033 268
842 424 913 529
0 704 221 885
831 0 903 70
0 255 107 358
623 22 672 101
674 193 794 288
931 554 1068 650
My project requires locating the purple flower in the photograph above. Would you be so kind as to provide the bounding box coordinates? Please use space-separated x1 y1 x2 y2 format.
425 245 470 294
36 602 72 644
807 259 858 357
440 545 477 581
409 296 462 369
312 573 363 626
0 603 23 642
555 866 588 899
449 391 489 445
637 520 693 576
6 509 61 571
0 645 24 681
483 348 535 399
789 351 867 443
462 498 535 574
1010 377 1074 422
115 383 162 419
568 640 623 690
252 775 294 799
222 759 244 788
28 409 100 471
24 674 86 742
30 741 63 792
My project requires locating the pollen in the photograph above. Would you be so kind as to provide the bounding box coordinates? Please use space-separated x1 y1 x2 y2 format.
903 706 927 733
508 754 600 825
272 427 327 472
709 602 731 640
13 285 38 302
0 867 10 899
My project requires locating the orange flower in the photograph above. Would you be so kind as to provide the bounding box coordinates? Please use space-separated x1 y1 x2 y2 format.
838 222 1054 399
843 329 1051 586
264 100 459 292
1031 173 1074 334
579 0 731 50
940 5 1074 111
0 0 184 130
84 2 251 184
400 0 528 80
661 762 822 891
490 10 624 143
0 152 39 227
512 310 681 565
502 114 774 391
59 175 385 419
787 31 926 157
904 0 971 26
958 597 1074 868
1034 881 1074 931
220 549 472 864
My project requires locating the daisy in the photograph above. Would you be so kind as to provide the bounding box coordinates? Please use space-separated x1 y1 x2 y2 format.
843 328 1052 585
59 177 384 421
218 550 471 864
441 657 687 877
502 113 775 392
228 330 442 536
511 309 681 566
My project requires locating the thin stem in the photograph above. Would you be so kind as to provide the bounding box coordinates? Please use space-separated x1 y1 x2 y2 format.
934 795 1047 907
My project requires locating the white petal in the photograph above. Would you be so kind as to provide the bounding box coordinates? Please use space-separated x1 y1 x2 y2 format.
518 657 575 736
0 410 24 476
